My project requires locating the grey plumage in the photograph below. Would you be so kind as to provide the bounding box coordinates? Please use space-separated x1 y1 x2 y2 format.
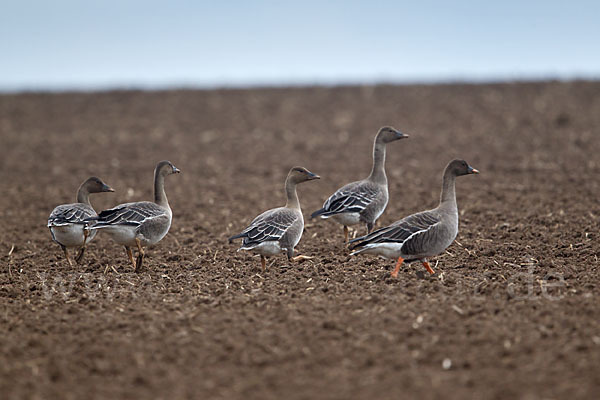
311 126 408 241
48 203 98 245
47 176 114 265
349 210 449 260
92 201 167 229
229 207 303 259
88 160 180 271
229 166 320 270
351 211 440 251
349 159 479 277
48 203 97 228
312 180 385 221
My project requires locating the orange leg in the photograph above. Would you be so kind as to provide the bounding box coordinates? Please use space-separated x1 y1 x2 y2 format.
125 246 136 270
75 229 89 264
261 256 266 272
343 226 349 244
62 245 73 267
391 257 404 278
75 247 86 264
134 238 145 272
422 261 435 275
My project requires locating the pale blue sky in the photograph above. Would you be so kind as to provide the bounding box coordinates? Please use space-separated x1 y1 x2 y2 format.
1 0 599 90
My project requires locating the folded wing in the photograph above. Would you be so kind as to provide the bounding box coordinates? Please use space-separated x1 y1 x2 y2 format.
92 202 167 228
349 211 440 254
230 208 298 247
48 203 96 227
312 182 380 218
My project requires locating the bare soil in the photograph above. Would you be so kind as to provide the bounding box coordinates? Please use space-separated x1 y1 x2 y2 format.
1 81 600 399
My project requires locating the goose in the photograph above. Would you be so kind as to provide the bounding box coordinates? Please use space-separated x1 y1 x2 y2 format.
349 159 479 278
229 166 320 271
48 177 114 265
311 126 408 243
87 160 180 271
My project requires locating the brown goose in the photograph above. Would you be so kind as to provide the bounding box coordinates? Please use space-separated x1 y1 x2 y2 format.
48 177 114 265
311 126 409 243
349 159 479 278
87 161 180 271
229 167 320 271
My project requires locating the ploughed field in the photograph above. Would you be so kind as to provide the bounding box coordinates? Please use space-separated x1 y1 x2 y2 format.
1 82 599 399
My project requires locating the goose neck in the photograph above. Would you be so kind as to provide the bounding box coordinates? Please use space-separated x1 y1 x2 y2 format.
368 139 387 184
76 186 91 205
285 178 301 210
440 169 457 209
154 171 169 207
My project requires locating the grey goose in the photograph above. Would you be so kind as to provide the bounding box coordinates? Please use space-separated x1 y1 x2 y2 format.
349 159 478 278
311 126 409 243
48 177 114 265
229 166 320 271
87 160 180 271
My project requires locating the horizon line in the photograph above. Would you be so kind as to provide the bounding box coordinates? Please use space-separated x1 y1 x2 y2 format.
1 74 599 94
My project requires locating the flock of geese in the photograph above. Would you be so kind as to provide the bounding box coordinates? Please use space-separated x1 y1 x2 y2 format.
48 126 478 277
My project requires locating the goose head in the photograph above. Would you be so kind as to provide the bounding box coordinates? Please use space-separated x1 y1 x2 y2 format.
287 166 320 184
155 160 181 177
447 159 479 177
82 177 114 193
376 126 409 144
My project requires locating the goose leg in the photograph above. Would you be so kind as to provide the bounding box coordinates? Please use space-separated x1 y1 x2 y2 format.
343 226 349 244
75 247 86 264
61 245 73 267
391 257 404 278
422 259 435 275
125 246 135 270
75 229 89 264
134 238 145 272
366 222 374 234
261 255 266 272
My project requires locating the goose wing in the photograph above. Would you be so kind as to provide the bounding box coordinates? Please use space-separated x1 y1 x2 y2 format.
312 181 381 217
230 207 299 247
91 201 167 228
349 211 440 251
48 203 96 227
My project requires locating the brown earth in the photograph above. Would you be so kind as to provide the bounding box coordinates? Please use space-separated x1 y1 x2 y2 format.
1 81 600 399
